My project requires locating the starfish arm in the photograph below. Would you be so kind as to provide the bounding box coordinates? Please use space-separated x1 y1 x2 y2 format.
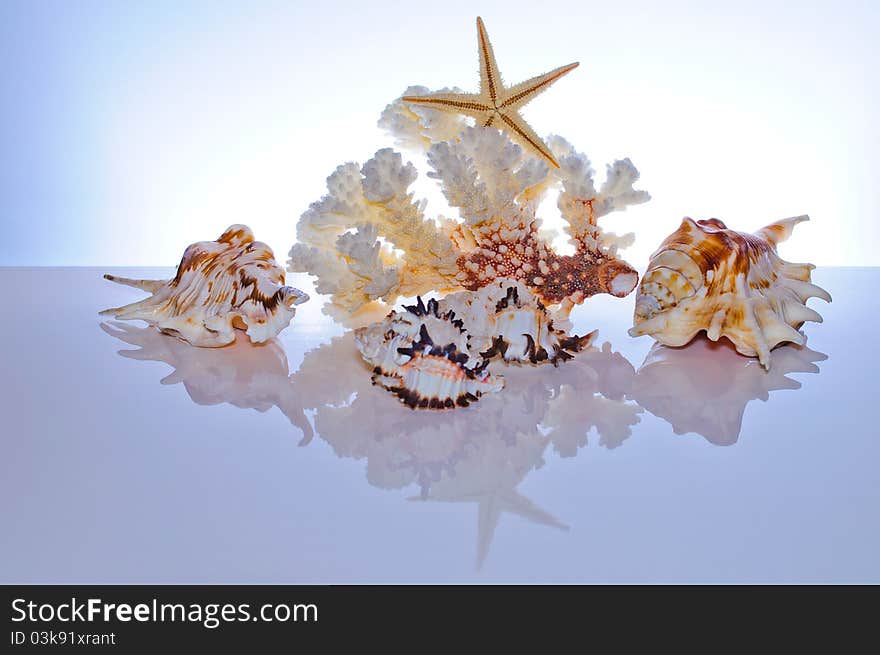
500 62 579 112
476 496 503 570
402 91 491 122
499 110 561 168
500 491 569 530
476 16 503 104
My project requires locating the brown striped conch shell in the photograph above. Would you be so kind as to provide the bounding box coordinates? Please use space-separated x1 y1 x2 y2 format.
101 225 309 347
354 297 504 409
628 215 831 369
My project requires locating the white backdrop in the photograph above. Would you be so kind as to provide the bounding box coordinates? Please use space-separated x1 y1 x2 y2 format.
1 0 877 266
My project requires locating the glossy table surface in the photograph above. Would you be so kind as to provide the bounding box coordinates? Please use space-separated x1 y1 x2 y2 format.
1 267 876 583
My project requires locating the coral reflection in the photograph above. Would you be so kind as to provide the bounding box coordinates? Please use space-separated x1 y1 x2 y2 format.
296 334 641 567
102 321 640 567
101 322 826 565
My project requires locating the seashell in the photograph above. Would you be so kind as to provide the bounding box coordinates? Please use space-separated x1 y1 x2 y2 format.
439 279 595 365
628 215 831 369
101 225 309 347
354 297 503 409
354 296 473 375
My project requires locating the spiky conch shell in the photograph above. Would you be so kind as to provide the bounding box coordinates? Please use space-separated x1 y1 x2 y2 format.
354 297 503 409
628 215 831 368
101 225 309 347
438 279 595 365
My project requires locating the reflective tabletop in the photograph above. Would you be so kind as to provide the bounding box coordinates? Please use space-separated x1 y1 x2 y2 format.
1 267 876 583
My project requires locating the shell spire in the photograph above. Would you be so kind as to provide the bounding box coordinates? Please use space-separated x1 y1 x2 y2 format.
754 214 809 247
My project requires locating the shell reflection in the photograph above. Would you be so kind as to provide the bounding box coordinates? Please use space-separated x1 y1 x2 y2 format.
100 321 314 444
630 335 828 446
101 322 639 567
101 322 826 566
297 333 641 568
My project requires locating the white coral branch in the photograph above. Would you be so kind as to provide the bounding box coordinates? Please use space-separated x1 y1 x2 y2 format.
289 149 458 317
292 99 650 317
553 137 649 253
378 86 469 151
600 158 652 216
296 163 372 250
289 225 399 309
427 126 550 226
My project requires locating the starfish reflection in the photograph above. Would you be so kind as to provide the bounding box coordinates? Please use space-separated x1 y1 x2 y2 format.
102 321 639 567
630 335 828 446
295 334 641 567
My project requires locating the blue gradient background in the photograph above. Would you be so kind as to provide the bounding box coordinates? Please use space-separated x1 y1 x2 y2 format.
1 0 877 266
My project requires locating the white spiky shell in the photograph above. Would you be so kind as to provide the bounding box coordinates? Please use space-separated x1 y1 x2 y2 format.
101 225 309 347
439 279 595 365
628 216 831 369
354 297 472 375
354 297 503 409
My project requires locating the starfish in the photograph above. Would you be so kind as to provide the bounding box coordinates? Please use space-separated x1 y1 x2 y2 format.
402 16 578 168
